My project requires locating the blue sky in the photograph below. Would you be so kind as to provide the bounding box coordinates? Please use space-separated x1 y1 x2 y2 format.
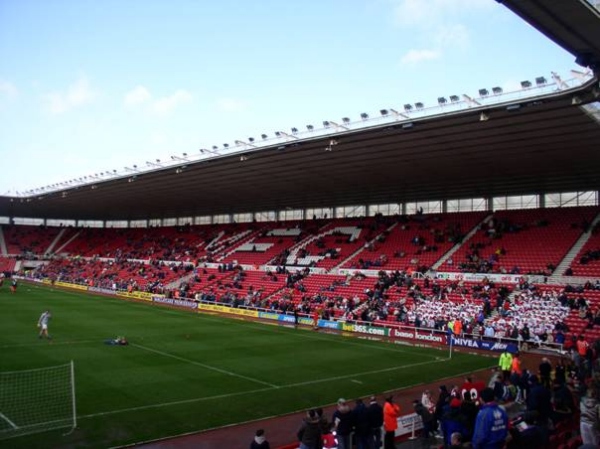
0 0 581 195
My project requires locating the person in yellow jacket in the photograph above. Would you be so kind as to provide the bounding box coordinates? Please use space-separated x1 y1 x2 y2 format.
498 350 513 382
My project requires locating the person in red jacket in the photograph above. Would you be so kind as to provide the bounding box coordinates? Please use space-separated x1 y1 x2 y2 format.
383 395 401 449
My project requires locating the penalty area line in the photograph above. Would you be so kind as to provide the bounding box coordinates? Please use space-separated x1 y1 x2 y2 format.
131 343 280 389
79 357 446 420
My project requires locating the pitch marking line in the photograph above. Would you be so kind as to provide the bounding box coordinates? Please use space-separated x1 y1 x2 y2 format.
233 321 440 358
131 343 279 389
0 411 19 430
79 357 446 420
0 339 100 349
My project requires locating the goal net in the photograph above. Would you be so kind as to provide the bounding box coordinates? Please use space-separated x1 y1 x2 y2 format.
0 361 76 440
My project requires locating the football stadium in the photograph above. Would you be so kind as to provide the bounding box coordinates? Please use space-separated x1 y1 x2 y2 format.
1 1 600 449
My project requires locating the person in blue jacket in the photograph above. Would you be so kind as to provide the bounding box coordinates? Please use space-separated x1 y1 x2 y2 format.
472 388 508 449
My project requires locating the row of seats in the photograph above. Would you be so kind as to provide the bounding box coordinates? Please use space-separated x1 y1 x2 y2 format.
4 207 598 274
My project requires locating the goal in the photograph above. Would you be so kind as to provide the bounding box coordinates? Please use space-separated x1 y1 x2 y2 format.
0 361 76 440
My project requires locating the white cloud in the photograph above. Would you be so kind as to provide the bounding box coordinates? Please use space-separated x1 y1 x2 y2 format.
43 76 96 114
216 97 246 113
432 24 470 50
124 85 151 107
123 86 193 116
149 131 168 146
0 80 18 98
151 89 192 116
393 0 494 65
401 49 440 65
394 0 493 28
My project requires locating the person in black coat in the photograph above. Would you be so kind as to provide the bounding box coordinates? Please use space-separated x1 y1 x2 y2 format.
297 410 322 449
250 429 270 449
367 395 384 449
435 385 450 422
353 399 371 449
526 375 552 426
413 400 436 438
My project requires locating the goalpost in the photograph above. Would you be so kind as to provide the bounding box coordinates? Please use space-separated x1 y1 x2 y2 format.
0 361 76 440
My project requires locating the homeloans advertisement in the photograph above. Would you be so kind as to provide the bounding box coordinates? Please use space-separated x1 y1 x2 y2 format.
152 296 198 309
55 281 88 291
199 304 259 318
116 291 156 302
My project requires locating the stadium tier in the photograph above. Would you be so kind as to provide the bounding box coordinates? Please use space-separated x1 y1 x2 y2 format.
4 207 600 347
442 206 598 275
566 223 600 277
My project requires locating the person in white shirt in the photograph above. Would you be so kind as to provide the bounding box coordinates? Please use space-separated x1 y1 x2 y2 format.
37 310 52 339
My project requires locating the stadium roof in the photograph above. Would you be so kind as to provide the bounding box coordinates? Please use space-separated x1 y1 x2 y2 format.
1 78 599 222
2 0 600 222
499 0 600 73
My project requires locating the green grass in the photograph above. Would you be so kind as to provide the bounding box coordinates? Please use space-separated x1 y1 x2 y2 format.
0 284 493 448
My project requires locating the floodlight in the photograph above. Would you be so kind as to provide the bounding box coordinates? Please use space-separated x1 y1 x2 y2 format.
479 112 489 122
380 109 388 116
572 96 582 105
415 102 424 109
291 127 298 134
360 112 369 120
449 95 459 102
478 88 489 97
323 121 330 128
402 122 414 129
223 143 229 148
342 117 351 124
240 155 248 161
248 137 255 142
437 97 447 105
506 104 521 111
306 124 314 131
492 87 503 95
404 104 412 112
261 134 268 139
520 80 532 88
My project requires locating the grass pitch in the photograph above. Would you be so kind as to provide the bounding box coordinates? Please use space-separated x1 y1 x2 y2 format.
0 284 492 448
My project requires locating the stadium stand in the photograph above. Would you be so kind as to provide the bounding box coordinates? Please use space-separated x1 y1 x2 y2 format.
565 221 600 277
441 207 598 276
10 206 600 355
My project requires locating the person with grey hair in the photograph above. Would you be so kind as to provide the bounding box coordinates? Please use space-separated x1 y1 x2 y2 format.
332 398 354 449
449 431 464 449
580 389 600 447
